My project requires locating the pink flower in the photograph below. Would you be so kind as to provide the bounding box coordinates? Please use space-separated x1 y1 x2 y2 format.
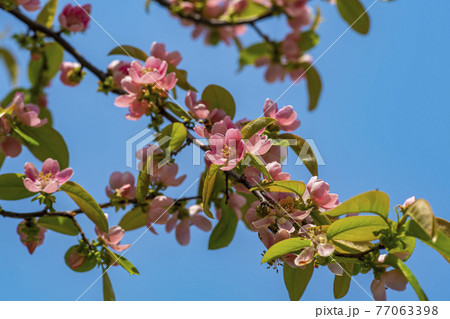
234 166 261 193
266 161 291 181
114 76 149 120
255 57 286 83
150 163 186 187
293 233 335 267
150 42 182 67
306 176 339 210
0 118 22 158
185 90 210 120
231 0 248 13
210 116 237 135
263 99 301 132
155 72 178 92
59 62 83 86
58 4 92 33
370 269 408 301
17 219 46 254
10 92 47 127
166 204 212 246
281 0 311 30
261 145 287 164
402 196 416 209
23 158 73 193
66 249 85 269
108 60 130 88
206 129 246 171
95 215 130 252
128 57 168 85
146 195 174 233
105 171 136 200
244 133 273 155
281 32 301 62
15 0 40 12
216 193 247 220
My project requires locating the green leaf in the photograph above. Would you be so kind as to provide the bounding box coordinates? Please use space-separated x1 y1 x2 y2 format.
387 236 416 261
119 207 148 231
37 215 79 235
333 263 353 299
262 238 312 264
239 42 273 68
60 181 109 232
332 239 374 254
107 45 148 61
325 190 390 219
232 0 269 20
0 47 18 85
208 201 238 250
202 164 220 219
102 271 116 301
283 262 314 301
157 122 187 154
0 153 5 170
0 173 34 200
36 0 58 28
326 216 389 241
405 218 450 263
11 125 39 146
299 63 321 111
404 199 437 240
136 157 151 203
278 133 318 176
104 248 139 275
336 0 370 35
240 117 277 140
383 254 428 301
201 84 236 119
64 245 97 272
19 125 69 168
299 30 320 52
28 42 64 85
165 102 191 122
250 180 306 197
246 153 272 181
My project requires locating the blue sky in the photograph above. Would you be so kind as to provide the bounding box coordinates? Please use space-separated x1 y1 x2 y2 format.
0 0 449 301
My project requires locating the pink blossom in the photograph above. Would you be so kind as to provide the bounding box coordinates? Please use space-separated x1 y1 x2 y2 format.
17 219 46 254
146 195 175 234
306 176 339 210
255 57 286 83
244 133 273 155
108 60 130 88
23 158 73 193
370 269 408 301
281 32 301 62
95 215 130 252
402 196 416 209
105 171 136 200
128 57 168 85
261 145 287 164
0 118 22 158
206 129 246 171
280 0 311 30
263 98 301 132
150 42 182 67
10 92 47 127
210 116 237 135
66 249 85 269
15 0 40 12
216 193 247 220
266 161 291 181
166 204 212 246
114 76 149 120
58 4 92 33
59 62 83 86
293 233 335 267
234 166 261 193
232 0 248 13
185 90 210 120
155 72 178 91
150 163 186 187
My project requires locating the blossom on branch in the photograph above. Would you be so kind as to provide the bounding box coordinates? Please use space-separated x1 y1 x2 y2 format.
58 4 92 33
23 158 73 193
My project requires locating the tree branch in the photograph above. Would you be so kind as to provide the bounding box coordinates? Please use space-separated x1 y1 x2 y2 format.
154 0 276 27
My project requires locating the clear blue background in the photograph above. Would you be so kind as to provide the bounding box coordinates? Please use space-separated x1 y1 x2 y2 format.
0 0 449 301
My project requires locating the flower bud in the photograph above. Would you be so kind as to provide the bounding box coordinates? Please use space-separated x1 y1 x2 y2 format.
58 4 92 33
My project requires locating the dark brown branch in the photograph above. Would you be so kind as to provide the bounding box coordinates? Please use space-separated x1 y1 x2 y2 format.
154 0 276 27
1 6 108 82
69 215 93 248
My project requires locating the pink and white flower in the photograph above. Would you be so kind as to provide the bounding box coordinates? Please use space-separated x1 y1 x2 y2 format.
146 195 174 233
23 158 73 193
185 90 210 120
15 0 40 12
150 42 182 67
244 133 273 156
114 76 149 120
402 196 416 209
108 60 131 88
263 98 301 132
166 204 212 246
206 129 246 171
10 92 47 127
150 163 186 187
105 171 136 200
95 215 130 252
59 62 83 87
58 4 92 33
306 176 339 210
0 118 22 158
128 57 168 85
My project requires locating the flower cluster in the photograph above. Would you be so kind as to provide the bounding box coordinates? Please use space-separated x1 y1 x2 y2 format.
113 42 180 120
17 218 46 254
0 92 47 158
